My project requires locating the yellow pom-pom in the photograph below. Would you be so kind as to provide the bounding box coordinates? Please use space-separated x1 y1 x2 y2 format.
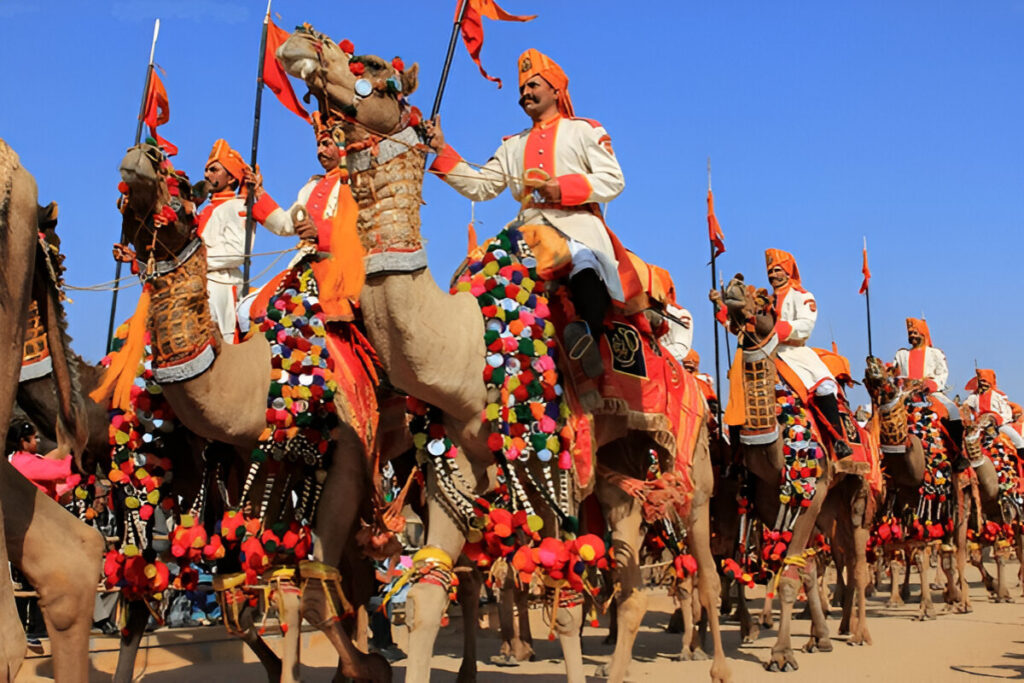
579 544 595 562
527 515 544 532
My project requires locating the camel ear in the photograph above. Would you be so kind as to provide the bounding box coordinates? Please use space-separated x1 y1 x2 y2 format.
37 202 58 232
191 180 211 203
401 63 419 96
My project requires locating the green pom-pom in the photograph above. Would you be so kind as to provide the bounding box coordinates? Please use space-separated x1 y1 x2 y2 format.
562 516 579 534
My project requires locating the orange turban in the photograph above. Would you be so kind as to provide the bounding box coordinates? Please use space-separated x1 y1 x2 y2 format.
684 349 700 365
1011 402 1023 418
905 318 932 346
765 248 801 287
969 368 997 391
206 139 248 183
518 49 574 118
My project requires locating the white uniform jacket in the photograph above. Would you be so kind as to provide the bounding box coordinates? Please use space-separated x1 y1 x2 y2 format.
430 114 626 300
773 285 835 393
964 390 1013 425
661 304 693 364
893 346 950 392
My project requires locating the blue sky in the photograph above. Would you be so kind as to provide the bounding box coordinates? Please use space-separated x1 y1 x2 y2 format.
1 1 1022 409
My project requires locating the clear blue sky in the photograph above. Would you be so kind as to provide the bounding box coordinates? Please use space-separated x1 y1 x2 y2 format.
1 1 1022 409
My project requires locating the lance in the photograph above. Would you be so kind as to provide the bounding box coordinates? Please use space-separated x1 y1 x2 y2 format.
430 0 471 120
863 236 873 357
241 0 273 298
106 18 160 353
708 158 723 429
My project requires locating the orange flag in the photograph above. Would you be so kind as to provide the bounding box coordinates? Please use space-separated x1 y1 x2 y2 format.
264 20 311 123
707 189 725 258
142 69 178 156
459 0 535 88
859 242 871 294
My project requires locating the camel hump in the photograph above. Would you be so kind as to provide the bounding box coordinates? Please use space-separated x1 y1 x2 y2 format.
0 138 22 176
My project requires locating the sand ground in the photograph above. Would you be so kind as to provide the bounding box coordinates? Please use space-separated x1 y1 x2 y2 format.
15 558 1024 681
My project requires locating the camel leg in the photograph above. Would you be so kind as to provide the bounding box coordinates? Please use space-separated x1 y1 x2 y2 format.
676 578 701 660
689 499 732 683
848 525 872 646
799 556 832 654
553 600 586 683
456 568 481 683
760 589 775 629
594 480 646 683
112 601 150 683
1016 534 1024 597
301 577 390 681
275 581 302 683
940 550 961 607
492 578 519 665
736 582 759 644
954 488 972 613
0 501 25 683
513 583 534 660
885 556 905 607
767 484 827 672
404 479 471 683
994 547 1013 602
915 546 936 620
3 459 104 683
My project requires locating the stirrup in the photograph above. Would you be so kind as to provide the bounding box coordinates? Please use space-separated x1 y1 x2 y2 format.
564 321 604 378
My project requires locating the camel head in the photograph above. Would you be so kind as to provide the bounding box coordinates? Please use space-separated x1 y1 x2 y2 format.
863 356 899 406
720 274 776 343
118 143 199 262
277 25 420 137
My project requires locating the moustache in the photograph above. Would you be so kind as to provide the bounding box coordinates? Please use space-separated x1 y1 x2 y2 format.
518 94 539 107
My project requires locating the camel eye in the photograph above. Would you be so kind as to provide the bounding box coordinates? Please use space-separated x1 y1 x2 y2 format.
354 79 372 97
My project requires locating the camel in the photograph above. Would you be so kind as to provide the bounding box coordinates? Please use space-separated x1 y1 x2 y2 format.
276 26 731 683
717 275 877 671
863 356 971 616
116 143 393 682
0 138 104 682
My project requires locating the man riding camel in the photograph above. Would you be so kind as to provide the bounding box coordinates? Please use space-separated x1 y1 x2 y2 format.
198 139 294 341
424 49 626 378
963 369 1024 460
761 248 851 457
892 317 966 469
682 349 717 408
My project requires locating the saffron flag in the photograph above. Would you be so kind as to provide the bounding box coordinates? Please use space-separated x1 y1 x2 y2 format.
265 20 311 123
142 69 178 156
707 189 725 258
459 0 535 88
859 244 871 294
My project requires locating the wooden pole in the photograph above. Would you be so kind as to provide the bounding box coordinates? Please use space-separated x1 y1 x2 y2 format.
708 158 723 429
106 18 159 353
430 0 471 120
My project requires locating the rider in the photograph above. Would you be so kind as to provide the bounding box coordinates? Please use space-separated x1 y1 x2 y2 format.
963 369 1024 460
198 139 293 341
892 317 966 468
424 49 627 378
682 349 717 407
763 248 852 457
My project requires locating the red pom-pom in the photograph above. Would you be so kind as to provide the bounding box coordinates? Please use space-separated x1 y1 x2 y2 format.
349 62 365 76
118 181 130 194
392 57 405 72
340 39 354 54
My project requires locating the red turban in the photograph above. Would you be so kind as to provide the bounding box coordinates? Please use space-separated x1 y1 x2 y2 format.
518 49 574 118
969 368 997 391
684 349 700 366
765 248 801 287
206 139 248 183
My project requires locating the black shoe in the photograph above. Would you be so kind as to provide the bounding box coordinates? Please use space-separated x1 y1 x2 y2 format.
564 321 604 378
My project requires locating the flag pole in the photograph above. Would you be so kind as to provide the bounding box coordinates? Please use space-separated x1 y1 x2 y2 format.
106 18 160 353
708 158 723 429
241 0 273 298
863 236 873 358
430 0 471 119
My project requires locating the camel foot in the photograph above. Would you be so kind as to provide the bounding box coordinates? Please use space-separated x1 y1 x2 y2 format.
802 636 833 653
885 596 904 608
594 662 611 678
602 632 616 646
848 629 872 646
457 661 477 683
741 624 760 644
915 608 936 621
710 658 733 683
489 653 520 668
760 613 774 630
838 624 851 636
677 647 710 662
998 595 1014 604
765 650 799 672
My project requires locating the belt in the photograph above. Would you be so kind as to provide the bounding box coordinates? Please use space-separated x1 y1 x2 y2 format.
523 200 601 215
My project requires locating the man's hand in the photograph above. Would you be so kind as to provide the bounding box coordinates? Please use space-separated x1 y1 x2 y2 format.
290 206 318 241
535 178 562 203
243 165 264 200
422 116 445 153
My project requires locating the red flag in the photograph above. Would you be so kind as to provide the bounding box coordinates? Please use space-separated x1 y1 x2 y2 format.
459 0 535 88
859 245 871 294
264 20 311 123
142 69 178 156
707 189 725 258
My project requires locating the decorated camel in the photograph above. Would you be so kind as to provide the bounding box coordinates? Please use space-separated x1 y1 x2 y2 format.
115 142 395 681
863 356 972 616
0 138 103 682
276 26 731 683
717 275 879 671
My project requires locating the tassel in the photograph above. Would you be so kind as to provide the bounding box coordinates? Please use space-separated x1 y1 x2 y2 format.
89 285 151 411
318 184 364 319
467 220 478 257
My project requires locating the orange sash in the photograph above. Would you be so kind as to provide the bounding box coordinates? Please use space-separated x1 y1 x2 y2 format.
907 348 925 379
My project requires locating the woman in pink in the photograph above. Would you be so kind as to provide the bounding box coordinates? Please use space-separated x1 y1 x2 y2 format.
7 421 79 501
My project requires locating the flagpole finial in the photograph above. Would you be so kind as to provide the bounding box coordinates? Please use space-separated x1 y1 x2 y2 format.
264 0 272 21
707 156 712 192
148 19 160 65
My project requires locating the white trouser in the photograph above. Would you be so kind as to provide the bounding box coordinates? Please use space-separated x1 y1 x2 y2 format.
999 424 1024 450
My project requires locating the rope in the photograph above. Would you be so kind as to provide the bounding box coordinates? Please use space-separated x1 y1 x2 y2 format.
769 547 817 598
